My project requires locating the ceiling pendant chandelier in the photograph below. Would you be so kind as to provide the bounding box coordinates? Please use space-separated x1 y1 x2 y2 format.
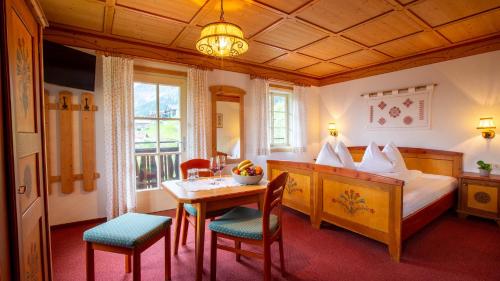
196 0 249 57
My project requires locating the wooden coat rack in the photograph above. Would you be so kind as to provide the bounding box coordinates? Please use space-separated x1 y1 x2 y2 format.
45 90 100 194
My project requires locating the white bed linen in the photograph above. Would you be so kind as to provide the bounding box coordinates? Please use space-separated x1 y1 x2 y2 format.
377 170 457 218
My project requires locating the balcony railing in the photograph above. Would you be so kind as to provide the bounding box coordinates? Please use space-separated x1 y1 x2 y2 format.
135 141 181 190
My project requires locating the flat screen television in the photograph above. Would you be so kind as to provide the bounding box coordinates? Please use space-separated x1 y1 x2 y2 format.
43 41 96 91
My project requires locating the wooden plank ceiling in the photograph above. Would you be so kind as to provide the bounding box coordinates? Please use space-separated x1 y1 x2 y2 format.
40 0 500 85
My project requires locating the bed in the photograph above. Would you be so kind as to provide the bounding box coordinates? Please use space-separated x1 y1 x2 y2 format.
267 147 463 261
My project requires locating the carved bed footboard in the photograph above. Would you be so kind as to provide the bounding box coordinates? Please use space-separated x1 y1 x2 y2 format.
315 165 404 261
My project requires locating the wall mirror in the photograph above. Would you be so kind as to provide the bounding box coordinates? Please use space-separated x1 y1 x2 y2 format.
210 85 245 163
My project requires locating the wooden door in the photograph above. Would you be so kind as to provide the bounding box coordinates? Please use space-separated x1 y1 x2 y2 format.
4 0 50 280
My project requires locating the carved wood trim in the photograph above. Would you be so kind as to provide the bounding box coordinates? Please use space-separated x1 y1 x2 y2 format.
320 34 500 85
43 26 320 86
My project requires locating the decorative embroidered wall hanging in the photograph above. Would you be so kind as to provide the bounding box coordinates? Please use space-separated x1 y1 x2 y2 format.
363 84 434 129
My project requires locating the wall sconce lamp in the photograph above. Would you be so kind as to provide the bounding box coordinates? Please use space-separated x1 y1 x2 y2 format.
477 117 496 139
328 122 338 137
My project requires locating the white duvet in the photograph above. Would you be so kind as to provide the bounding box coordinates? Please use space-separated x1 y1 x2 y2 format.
377 170 458 218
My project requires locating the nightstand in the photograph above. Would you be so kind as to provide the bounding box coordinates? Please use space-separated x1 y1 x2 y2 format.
458 172 500 226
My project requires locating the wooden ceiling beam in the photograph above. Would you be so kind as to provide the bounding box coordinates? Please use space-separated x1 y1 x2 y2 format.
320 34 500 85
43 25 320 86
103 0 116 33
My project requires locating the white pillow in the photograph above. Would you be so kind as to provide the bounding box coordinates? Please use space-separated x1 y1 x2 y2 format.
358 142 394 173
316 142 343 167
334 141 356 170
382 142 407 172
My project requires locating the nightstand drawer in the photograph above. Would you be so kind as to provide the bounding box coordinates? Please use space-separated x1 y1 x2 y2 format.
466 184 498 214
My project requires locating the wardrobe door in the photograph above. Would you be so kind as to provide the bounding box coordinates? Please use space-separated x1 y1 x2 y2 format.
4 0 50 279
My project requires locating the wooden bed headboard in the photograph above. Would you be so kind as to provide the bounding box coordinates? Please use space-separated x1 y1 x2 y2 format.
348 146 463 178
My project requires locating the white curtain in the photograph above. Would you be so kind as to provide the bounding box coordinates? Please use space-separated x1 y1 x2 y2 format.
187 67 210 159
102 55 136 219
291 85 307 153
251 78 270 156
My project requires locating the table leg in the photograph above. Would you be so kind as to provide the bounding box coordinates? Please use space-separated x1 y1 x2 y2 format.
173 202 184 255
195 202 207 281
258 193 265 211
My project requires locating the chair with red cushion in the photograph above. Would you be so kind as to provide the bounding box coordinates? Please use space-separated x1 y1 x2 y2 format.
175 159 229 254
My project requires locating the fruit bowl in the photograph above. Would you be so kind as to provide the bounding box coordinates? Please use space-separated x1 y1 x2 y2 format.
231 170 264 185
231 160 264 185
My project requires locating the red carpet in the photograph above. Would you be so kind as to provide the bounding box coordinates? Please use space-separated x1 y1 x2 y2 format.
51 208 500 281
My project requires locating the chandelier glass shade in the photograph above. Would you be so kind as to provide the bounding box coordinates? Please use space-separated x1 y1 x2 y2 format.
196 1 248 57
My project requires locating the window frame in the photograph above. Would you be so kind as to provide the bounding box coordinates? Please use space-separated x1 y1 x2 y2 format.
133 71 187 192
269 87 292 150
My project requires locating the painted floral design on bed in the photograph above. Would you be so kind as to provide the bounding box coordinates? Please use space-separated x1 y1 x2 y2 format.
16 38 32 118
332 189 375 215
285 176 302 195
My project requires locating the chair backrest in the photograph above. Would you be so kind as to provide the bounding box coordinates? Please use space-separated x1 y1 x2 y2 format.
262 172 289 239
179 159 213 179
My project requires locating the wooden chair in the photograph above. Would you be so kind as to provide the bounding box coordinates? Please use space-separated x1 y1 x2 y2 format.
83 213 171 281
176 159 227 254
208 172 289 281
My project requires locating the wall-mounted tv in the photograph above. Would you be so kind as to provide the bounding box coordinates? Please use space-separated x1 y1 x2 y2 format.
43 40 96 91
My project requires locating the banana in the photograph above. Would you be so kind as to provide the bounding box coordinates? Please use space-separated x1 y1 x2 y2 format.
238 160 252 170
239 163 253 171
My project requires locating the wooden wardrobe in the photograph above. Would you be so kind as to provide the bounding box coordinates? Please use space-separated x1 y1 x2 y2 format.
1 0 51 280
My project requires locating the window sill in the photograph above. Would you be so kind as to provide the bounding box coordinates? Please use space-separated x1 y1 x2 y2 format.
271 147 292 153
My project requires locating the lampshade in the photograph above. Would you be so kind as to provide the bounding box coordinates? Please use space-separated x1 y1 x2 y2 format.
328 123 337 130
196 21 248 57
477 117 496 129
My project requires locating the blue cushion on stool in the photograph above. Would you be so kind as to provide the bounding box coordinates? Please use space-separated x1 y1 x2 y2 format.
208 207 278 240
184 204 197 216
83 213 172 249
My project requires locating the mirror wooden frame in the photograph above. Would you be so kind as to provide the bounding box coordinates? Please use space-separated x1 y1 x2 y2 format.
210 85 245 164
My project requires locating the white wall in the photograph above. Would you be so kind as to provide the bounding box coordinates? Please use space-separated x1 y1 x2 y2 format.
46 57 107 226
207 70 321 170
318 51 500 173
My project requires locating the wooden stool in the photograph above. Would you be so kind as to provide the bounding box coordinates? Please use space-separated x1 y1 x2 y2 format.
83 213 172 281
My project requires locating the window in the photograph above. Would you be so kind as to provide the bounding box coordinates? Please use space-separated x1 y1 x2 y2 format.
134 72 186 191
269 88 291 148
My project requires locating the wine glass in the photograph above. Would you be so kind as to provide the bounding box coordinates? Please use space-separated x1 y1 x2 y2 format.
210 157 220 184
217 155 226 181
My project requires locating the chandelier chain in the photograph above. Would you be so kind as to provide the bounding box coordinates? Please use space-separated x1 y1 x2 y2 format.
220 0 224 21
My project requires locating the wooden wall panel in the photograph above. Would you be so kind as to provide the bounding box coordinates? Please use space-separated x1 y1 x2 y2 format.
299 62 347 76
255 20 328 50
343 11 422 47
375 31 446 57
116 0 206 23
267 53 319 70
331 50 389 68
437 9 500 43
236 42 287 64
298 37 362 60
81 93 96 192
58 92 74 194
296 0 392 32
112 7 185 45
40 0 105 31
408 0 500 27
